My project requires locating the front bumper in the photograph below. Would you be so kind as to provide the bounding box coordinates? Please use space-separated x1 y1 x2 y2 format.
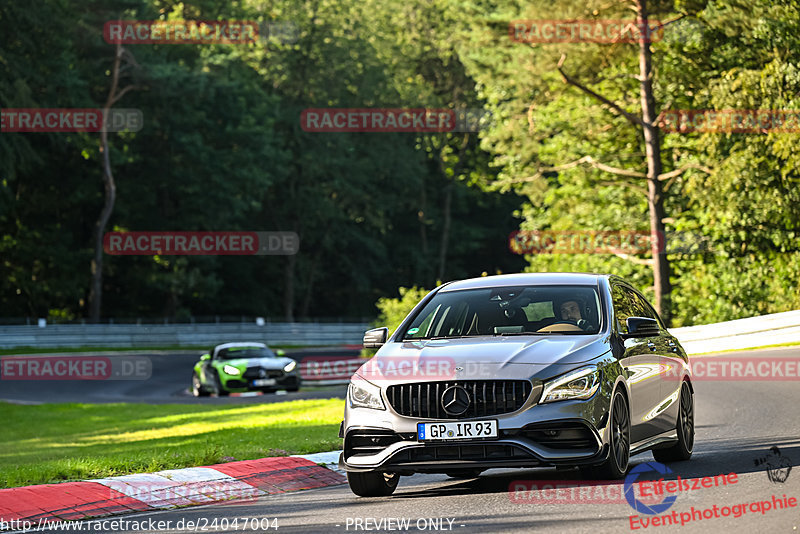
341 388 611 473
221 373 301 391
340 422 606 473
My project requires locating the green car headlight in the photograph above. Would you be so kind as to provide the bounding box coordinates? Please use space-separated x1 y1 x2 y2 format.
540 367 601 403
283 360 297 373
222 364 241 376
348 377 385 410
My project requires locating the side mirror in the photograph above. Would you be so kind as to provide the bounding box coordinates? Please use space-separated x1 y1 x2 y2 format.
623 317 660 338
363 327 389 349
200 353 211 361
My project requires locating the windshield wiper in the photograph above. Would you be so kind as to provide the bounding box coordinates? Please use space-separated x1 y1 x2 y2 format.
404 334 487 340
492 332 547 336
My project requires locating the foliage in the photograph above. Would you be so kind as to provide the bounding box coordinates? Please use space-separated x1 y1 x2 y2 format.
374 285 434 334
1 0 798 326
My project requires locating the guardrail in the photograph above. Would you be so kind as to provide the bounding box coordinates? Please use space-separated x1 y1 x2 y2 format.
0 322 371 349
670 310 800 355
1 310 796 354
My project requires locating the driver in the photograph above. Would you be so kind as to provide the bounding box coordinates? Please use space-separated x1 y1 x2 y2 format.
559 300 583 323
557 298 592 331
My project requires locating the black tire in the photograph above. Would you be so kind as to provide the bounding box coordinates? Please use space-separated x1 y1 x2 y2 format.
192 372 210 397
287 387 299 392
652 382 694 463
347 471 399 497
445 469 483 479
582 388 630 480
212 373 229 396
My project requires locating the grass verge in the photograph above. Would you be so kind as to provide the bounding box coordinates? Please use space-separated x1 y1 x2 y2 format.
0 398 343 488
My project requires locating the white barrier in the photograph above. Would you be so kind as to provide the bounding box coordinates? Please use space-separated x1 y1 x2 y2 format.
0 322 370 349
670 310 800 355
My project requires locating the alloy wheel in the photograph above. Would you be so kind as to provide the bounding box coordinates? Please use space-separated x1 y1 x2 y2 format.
612 392 630 471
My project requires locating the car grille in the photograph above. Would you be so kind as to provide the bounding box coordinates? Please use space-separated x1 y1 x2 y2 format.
386 443 538 465
242 367 283 379
386 380 533 420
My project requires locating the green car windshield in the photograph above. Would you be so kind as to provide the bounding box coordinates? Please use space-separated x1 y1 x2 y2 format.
216 347 276 360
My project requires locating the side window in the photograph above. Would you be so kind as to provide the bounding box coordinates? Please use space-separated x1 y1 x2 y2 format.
630 292 657 321
632 293 665 329
611 284 637 334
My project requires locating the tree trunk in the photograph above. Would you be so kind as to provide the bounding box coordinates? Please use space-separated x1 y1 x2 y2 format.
437 180 453 282
436 133 470 283
636 0 671 324
300 233 325 318
88 42 137 322
284 252 296 321
88 135 116 322
299 256 317 319
419 186 429 282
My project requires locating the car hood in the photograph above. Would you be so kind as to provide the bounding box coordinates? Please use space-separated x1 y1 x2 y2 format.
214 357 293 370
354 335 611 384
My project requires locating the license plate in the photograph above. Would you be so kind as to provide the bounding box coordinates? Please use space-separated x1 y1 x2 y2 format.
252 378 276 387
417 420 498 441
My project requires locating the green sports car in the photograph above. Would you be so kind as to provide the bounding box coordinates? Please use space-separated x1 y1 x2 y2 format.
191 342 301 396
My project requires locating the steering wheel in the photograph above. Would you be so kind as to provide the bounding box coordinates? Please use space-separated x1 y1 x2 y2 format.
543 319 593 332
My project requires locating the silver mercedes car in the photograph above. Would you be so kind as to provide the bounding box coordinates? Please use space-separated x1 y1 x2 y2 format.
339 273 694 496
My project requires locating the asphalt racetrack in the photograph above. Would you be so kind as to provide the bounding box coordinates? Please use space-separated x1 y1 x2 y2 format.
3 347 799 533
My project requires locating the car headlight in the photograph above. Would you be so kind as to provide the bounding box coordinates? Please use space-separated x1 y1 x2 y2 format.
283 360 297 373
222 364 241 376
540 367 601 403
348 378 385 410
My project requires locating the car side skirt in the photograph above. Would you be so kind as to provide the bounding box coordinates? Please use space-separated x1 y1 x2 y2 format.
629 429 679 456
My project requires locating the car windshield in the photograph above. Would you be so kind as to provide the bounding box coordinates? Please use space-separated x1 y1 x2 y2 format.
401 285 603 339
216 347 276 360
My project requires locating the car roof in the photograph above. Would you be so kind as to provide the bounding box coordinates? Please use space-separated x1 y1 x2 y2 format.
214 342 267 350
439 272 608 292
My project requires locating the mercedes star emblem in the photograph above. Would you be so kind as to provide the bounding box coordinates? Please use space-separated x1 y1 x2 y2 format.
441 386 471 416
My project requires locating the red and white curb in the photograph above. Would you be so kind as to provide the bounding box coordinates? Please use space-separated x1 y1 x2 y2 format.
292 450 344 474
0 453 344 523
